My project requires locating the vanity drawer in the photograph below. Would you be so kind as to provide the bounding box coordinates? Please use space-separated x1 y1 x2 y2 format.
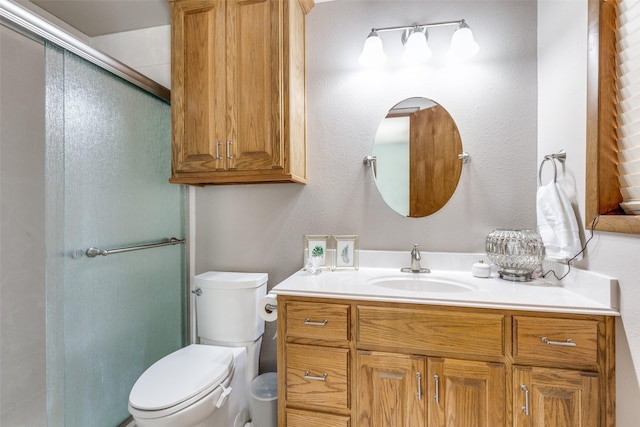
357 305 504 357
286 344 349 410
286 301 350 342
513 316 599 366
286 408 350 427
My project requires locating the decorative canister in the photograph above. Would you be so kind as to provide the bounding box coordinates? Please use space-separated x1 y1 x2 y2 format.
485 229 545 281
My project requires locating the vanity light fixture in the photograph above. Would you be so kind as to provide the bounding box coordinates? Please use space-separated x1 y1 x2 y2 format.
358 19 479 67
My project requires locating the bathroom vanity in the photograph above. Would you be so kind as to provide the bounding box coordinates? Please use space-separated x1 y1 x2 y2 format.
272 251 619 427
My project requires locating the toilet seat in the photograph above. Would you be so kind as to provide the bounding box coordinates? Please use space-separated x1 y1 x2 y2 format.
128 344 235 419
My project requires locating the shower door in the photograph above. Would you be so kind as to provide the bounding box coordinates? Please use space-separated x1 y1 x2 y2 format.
46 45 186 426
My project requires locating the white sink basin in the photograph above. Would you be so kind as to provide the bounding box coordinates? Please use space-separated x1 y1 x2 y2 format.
368 275 477 293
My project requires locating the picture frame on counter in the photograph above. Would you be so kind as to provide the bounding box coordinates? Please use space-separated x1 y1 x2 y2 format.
332 235 359 270
303 235 330 271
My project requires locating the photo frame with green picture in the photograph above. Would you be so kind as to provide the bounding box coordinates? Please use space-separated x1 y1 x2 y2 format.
303 235 330 271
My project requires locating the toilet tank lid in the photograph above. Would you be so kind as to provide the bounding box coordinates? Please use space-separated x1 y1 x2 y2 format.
193 271 268 289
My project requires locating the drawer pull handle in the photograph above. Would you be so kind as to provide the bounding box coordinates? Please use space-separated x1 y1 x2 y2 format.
304 371 328 381
215 141 222 160
433 374 440 404
416 372 422 401
541 336 576 347
520 384 530 415
226 140 234 159
304 318 328 326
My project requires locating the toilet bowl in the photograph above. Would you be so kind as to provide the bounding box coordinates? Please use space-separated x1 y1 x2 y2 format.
128 271 268 427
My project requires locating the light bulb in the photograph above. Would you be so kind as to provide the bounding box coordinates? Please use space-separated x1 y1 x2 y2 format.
359 31 386 67
448 22 479 60
402 27 431 65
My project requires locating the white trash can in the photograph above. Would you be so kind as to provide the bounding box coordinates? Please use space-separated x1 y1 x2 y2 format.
249 372 278 427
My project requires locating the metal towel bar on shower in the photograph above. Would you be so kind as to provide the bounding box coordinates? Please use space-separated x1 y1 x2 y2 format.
86 237 185 258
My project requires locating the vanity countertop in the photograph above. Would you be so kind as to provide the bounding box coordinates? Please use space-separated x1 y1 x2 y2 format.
270 251 620 316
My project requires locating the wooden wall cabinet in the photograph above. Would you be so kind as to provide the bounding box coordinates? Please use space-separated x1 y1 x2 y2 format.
277 296 615 427
168 0 312 185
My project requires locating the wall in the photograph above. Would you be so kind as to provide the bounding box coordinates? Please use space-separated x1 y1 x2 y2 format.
0 25 47 425
538 2 640 425
194 0 537 372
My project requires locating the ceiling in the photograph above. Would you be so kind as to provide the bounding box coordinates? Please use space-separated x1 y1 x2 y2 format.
31 0 170 37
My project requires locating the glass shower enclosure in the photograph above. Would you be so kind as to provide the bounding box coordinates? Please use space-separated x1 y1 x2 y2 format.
46 45 186 426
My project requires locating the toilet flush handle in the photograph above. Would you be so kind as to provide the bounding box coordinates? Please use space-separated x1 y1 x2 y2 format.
191 288 202 296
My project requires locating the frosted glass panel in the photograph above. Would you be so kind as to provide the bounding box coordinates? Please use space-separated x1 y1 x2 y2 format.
60 50 185 425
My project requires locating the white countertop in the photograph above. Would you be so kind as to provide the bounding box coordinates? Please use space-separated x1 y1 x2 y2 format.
270 251 620 316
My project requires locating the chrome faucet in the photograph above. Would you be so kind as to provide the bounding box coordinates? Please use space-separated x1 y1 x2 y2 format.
401 244 430 273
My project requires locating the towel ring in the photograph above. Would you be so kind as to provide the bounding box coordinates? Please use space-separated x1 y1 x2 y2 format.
538 157 558 185
538 150 566 186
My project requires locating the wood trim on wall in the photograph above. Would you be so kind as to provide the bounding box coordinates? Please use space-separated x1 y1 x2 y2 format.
586 0 640 233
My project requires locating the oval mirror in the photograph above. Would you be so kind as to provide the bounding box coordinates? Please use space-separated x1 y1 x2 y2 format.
371 97 463 217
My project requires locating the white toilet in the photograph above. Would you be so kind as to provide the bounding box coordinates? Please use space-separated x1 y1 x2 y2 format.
128 271 268 427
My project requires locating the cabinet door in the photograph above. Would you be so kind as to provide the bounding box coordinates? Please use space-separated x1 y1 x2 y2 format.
514 366 599 427
226 0 283 172
428 358 505 427
170 0 227 174
356 351 427 427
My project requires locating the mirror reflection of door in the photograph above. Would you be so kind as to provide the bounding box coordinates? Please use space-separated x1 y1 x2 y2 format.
372 97 463 218
409 104 462 217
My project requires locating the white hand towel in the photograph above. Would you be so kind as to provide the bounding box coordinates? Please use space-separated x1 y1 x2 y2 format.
536 181 583 261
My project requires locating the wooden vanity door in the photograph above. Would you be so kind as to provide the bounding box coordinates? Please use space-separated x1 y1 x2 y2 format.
356 351 427 427
513 366 599 427
428 357 506 427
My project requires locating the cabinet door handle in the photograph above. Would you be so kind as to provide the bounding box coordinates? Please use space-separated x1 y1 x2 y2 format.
226 140 234 159
215 141 222 160
433 374 440 404
304 318 328 326
520 384 530 415
416 372 422 400
304 371 328 381
541 336 576 347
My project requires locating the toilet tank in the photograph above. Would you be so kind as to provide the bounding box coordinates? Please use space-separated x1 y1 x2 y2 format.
193 271 268 344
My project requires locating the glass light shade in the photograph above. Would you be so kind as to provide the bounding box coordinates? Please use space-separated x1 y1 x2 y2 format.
402 29 431 65
448 22 479 60
359 31 386 67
